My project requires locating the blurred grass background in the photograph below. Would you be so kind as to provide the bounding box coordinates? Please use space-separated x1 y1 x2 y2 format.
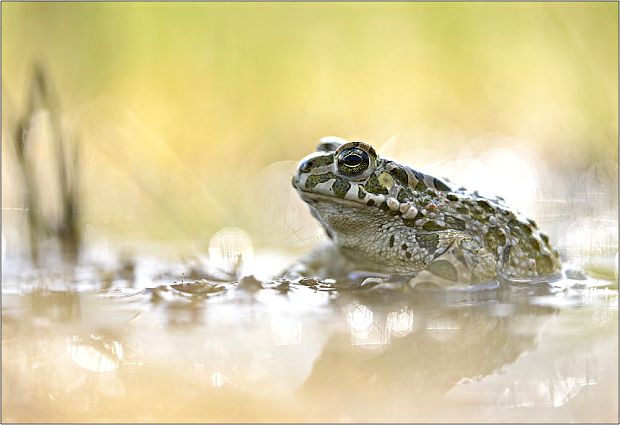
2 2 617 257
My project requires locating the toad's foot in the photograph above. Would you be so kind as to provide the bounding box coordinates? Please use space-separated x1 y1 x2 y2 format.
408 237 498 290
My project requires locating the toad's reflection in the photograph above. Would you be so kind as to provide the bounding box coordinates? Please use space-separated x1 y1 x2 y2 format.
298 286 556 417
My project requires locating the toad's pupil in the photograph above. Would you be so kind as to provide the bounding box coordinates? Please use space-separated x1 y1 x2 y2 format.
343 154 363 167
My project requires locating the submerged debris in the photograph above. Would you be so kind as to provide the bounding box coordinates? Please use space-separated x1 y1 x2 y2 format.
262 278 291 293
237 275 263 293
170 279 227 297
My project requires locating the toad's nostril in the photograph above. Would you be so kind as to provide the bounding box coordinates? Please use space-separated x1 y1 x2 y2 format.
299 160 313 173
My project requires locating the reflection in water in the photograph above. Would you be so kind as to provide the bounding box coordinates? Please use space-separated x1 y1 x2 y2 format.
298 289 557 421
70 334 124 373
386 308 415 338
2 274 617 422
270 313 302 346
345 302 387 346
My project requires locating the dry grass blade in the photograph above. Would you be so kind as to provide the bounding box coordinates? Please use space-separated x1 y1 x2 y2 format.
6 63 82 265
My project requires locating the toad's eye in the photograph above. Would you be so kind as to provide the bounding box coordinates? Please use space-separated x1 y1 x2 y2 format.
337 148 369 176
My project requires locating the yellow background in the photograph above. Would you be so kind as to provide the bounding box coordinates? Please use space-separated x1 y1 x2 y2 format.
2 2 617 251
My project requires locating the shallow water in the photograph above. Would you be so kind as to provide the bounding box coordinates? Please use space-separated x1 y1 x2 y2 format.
2 254 617 423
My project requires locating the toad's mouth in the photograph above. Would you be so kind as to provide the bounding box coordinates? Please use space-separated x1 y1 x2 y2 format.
295 188 367 209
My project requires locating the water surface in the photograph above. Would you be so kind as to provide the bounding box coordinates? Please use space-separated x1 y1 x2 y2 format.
2 255 617 423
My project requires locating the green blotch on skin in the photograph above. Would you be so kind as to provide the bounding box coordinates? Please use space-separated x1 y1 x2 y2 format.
358 187 367 199
484 227 506 252
425 188 439 198
397 188 413 202
364 174 388 195
423 221 445 231
536 254 554 275
445 216 466 230
433 178 451 192
300 154 334 173
413 170 426 184
415 180 427 192
378 172 395 189
456 206 469 214
388 167 409 185
428 260 458 281
471 207 488 221
389 235 395 247
305 172 337 189
447 194 459 202
415 233 439 254
473 214 488 222
476 199 495 213
312 154 334 167
509 219 533 236
332 179 351 198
